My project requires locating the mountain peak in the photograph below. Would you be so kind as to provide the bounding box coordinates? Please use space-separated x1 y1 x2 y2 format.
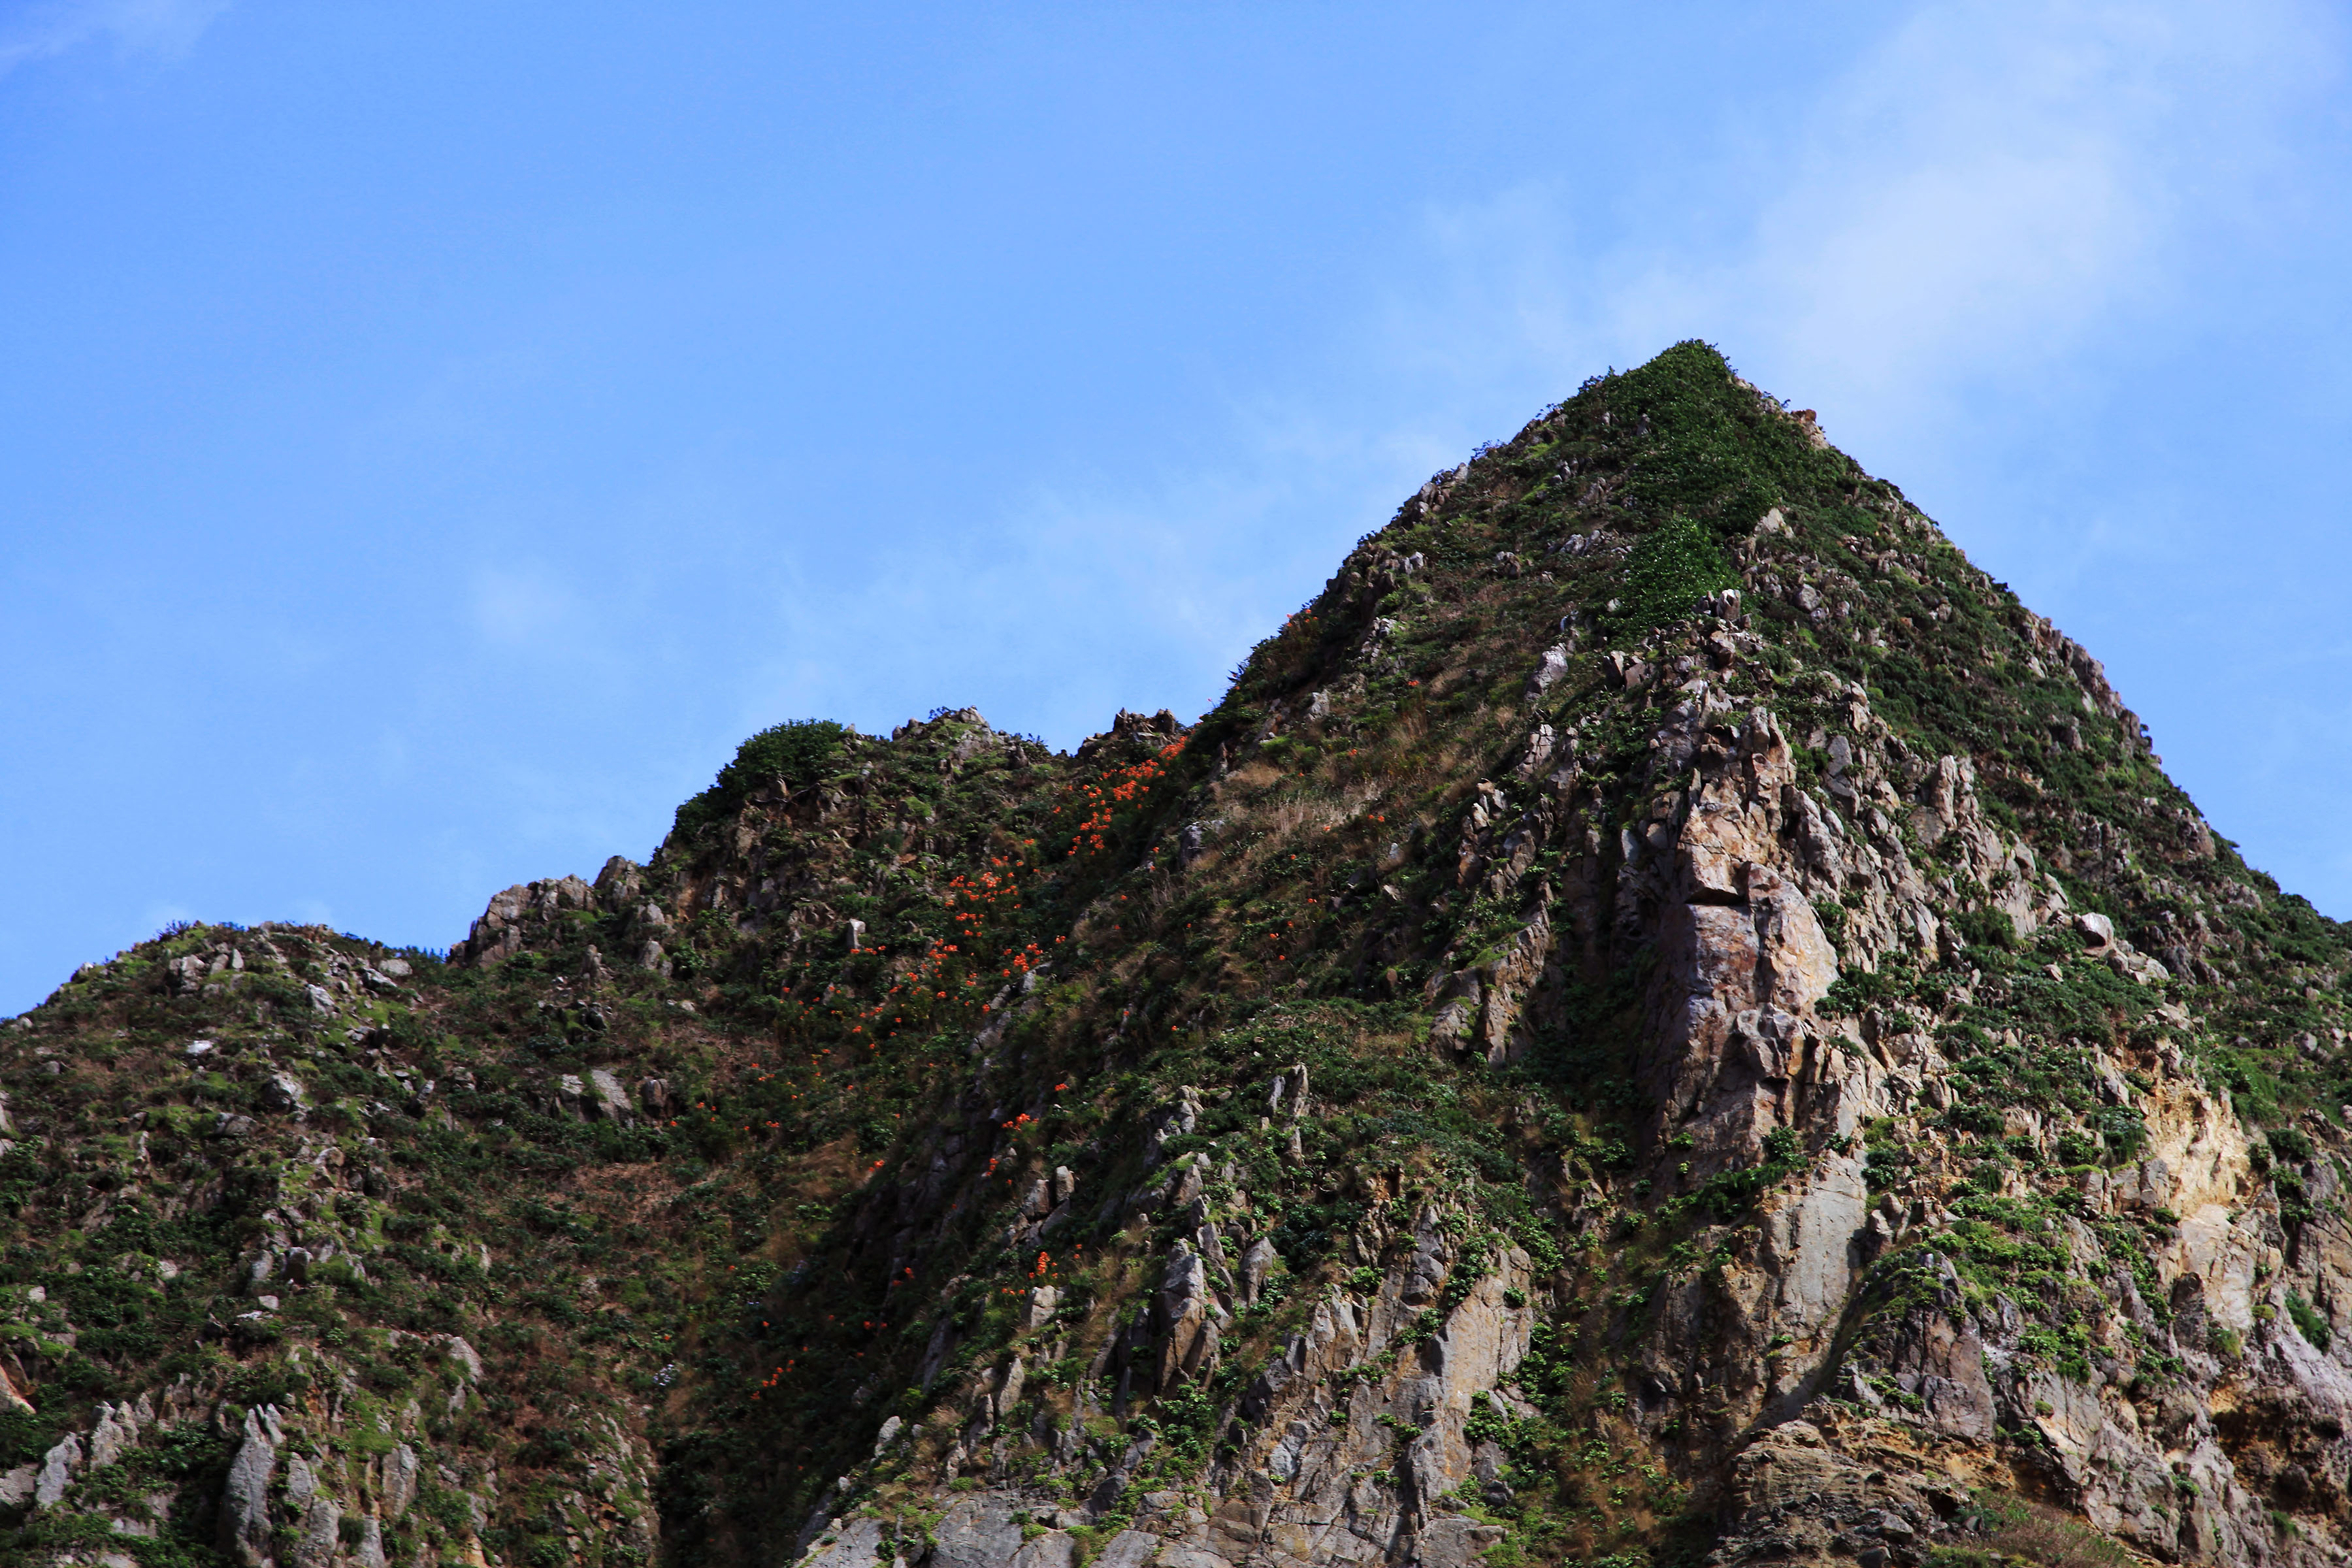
7 342 2347 1568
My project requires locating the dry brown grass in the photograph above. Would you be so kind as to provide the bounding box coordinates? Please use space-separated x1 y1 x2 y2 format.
1937 1495 2143 1568
1255 787 1354 841
1223 759 1285 792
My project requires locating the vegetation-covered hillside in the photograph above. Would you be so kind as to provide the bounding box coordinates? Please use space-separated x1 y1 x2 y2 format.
8 342 2350 1568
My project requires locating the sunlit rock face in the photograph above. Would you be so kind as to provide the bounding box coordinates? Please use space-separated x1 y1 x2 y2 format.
8 342 2348 1568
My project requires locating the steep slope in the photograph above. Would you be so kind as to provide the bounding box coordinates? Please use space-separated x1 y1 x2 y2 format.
8 341 2352 1568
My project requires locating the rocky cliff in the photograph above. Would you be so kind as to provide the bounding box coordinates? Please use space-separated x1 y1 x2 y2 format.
8 342 2351 1568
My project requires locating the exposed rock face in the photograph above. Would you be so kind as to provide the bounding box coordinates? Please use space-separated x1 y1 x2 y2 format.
457 873 601 967
10 343 2351 1568
31 1432 80 1510
218 1405 280 1565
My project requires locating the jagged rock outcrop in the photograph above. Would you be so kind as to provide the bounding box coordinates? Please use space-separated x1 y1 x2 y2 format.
8 342 2349 1568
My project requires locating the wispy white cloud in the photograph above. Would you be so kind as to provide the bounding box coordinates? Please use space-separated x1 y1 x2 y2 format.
1380 0 2344 448
392 0 2352 794
907 3 2347 751
1725 2 2336 425
0 0 229 74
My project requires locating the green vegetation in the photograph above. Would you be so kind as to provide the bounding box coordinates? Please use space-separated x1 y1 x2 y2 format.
1610 513 1737 637
673 717 851 838
7 339 2348 1568
2287 1290 2332 1352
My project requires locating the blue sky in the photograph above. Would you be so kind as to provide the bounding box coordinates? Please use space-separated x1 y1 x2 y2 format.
3 1 2349 1013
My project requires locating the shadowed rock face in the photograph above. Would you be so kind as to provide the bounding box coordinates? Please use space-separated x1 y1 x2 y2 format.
8 342 2352 1568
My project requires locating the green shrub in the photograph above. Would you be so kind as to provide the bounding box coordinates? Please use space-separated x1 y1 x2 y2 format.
0 1407 65 1469
1953 908 2020 953
674 719 850 838
2091 1106 2147 1164
1462 1392 1516 1446
2287 1291 2332 1352
1610 514 1736 636
2268 1127 2314 1164
2054 1131 2099 1167
1605 339 1826 530
1943 1104 2002 1135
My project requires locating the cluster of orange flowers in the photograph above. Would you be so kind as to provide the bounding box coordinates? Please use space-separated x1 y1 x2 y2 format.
821 913 1004 1045
1058 739 1184 857
945 860 1021 921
